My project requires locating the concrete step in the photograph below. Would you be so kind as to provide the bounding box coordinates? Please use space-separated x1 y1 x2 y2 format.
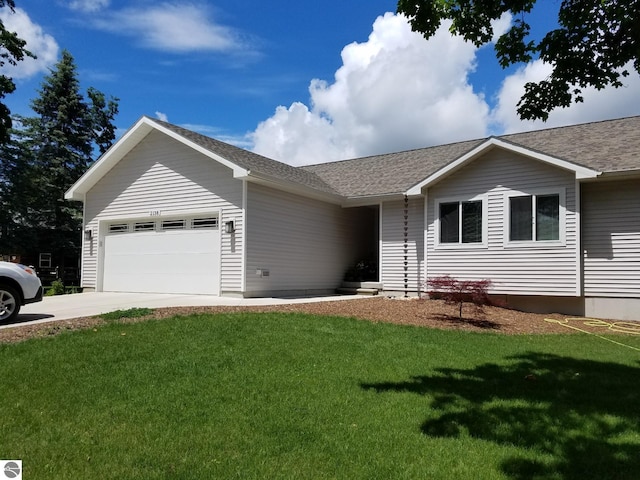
336 287 379 296
342 281 383 290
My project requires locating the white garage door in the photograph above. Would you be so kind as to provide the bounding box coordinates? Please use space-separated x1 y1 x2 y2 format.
102 217 220 295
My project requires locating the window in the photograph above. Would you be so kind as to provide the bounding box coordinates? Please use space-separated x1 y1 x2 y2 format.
438 199 483 244
39 253 52 269
134 221 156 232
108 223 129 233
192 217 219 229
509 193 560 242
161 219 186 230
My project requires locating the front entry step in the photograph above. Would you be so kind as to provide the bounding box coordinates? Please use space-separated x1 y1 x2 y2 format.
336 287 379 296
336 281 382 296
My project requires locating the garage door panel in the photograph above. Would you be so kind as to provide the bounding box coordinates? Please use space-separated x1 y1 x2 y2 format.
103 228 220 295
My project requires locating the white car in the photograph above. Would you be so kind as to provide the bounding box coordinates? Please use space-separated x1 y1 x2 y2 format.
0 261 43 322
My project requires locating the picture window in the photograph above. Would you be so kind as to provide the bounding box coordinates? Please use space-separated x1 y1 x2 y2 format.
439 199 483 244
509 193 560 242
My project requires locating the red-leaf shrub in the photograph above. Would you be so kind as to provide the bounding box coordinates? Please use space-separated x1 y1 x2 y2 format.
426 275 493 318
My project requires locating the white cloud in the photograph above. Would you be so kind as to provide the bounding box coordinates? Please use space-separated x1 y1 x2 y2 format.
251 11 640 166
180 123 253 149
155 111 168 122
93 2 248 53
0 8 59 79
67 0 110 12
252 13 498 166
492 60 640 133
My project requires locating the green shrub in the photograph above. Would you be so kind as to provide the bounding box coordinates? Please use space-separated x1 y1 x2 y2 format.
46 279 66 296
344 258 378 282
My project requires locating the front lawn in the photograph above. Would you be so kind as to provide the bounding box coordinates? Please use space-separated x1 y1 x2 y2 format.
1 312 639 479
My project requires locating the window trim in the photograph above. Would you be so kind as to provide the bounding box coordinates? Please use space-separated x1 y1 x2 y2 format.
39 252 52 269
504 188 566 248
434 195 488 249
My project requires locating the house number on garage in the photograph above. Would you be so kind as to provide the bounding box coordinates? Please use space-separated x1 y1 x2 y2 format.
149 210 161 217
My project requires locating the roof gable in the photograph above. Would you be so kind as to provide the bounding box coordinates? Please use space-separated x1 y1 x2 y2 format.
405 137 601 195
65 116 339 201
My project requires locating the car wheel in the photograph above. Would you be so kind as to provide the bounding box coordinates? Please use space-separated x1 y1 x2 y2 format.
0 284 20 323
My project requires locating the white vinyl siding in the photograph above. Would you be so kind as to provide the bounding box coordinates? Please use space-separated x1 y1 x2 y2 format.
583 180 640 297
380 197 424 292
82 130 244 292
425 150 578 296
244 183 367 295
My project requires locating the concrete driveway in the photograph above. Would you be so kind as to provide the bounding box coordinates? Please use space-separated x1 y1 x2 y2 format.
2 292 356 330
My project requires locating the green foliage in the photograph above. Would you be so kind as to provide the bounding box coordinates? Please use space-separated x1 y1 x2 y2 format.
45 279 65 296
0 50 118 264
0 0 35 143
100 308 154 320
0 312 639 479
344 258 378 282
397 0 640 120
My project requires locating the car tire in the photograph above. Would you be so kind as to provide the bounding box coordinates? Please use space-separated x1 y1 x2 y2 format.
0 284 20 323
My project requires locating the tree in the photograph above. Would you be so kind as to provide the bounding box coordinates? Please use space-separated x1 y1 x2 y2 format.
0 0 35 142
0 50 119 276
397 0 640 120
426 275 493 318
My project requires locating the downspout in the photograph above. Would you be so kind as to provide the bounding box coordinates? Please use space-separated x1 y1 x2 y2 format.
403 195 409 298
575 178 583 297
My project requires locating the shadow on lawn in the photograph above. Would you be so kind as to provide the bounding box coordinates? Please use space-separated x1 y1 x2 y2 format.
361 353 640 480
432 313 501 330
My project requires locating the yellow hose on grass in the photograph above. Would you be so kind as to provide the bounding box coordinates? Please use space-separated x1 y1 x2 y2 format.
544 317 640 352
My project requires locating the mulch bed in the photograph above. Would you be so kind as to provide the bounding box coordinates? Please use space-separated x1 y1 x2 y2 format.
2 296 638 344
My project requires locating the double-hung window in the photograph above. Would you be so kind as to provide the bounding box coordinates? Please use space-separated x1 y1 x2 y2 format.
438 198 484 245
508 192 561 242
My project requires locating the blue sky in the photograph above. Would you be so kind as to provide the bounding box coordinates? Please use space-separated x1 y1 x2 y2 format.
2 0 639 165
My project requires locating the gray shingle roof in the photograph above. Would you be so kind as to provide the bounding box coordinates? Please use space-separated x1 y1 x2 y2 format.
153 115 640 200
500 116 640 173
301 139 482 197
304 116 640 197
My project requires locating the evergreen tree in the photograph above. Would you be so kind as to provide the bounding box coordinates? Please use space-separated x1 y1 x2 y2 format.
0 50 118 275
0 0 35 143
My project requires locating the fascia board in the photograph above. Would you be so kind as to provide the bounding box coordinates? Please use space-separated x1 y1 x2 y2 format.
405 137 601 195
590 169 640 181
341 193 407 207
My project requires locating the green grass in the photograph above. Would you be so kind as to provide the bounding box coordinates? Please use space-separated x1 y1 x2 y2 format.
1 312 639 479
99 307 154 320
